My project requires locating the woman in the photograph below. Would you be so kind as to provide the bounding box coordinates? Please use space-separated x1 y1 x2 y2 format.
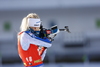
17 13 52 67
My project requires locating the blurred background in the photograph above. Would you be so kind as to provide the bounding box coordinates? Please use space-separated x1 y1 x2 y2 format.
0 0 100 67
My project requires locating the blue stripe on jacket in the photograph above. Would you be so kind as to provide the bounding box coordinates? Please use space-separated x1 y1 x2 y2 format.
25 31 51 43
27 63 43 67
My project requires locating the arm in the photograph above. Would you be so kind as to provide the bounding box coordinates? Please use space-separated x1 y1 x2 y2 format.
39 47 47 56
20 32 52 48
38 47 47 61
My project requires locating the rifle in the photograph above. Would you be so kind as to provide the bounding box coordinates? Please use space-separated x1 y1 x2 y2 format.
40 25 71 41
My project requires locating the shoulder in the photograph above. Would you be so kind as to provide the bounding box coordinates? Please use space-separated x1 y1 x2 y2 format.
18 31 24 35
17 31 29 39
18 31 31 36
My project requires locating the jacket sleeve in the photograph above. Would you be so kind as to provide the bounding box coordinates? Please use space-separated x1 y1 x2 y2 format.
20 32 52 48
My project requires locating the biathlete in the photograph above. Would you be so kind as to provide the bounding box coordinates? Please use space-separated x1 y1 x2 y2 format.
17 13 54 67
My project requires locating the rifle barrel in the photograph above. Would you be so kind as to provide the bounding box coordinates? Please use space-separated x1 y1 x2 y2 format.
59 29 65 31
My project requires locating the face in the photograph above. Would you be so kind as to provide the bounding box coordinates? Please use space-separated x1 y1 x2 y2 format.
30 27 40 31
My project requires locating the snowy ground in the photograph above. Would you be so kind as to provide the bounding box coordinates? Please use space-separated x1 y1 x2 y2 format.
0 62 100 67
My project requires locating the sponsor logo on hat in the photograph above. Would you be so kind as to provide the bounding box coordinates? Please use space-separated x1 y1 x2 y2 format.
34 24 39 26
